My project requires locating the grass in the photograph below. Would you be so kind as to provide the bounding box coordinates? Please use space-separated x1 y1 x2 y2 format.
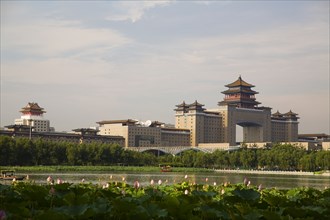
0 165 214 173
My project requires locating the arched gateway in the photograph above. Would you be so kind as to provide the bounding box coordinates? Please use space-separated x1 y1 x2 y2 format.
217 76 271 146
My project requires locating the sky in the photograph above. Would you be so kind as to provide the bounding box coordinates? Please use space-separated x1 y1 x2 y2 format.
1 0 329 136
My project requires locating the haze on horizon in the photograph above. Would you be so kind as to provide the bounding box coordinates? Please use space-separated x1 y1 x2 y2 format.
1 1 329 135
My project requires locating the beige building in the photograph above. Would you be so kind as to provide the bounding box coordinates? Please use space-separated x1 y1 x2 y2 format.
271 110 299 142
161 128 190 146
175 101 221 146
175 76 299 146
97 119 190 147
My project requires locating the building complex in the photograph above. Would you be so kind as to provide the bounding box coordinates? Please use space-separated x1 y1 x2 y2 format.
97 76 301 148
1 76 328 150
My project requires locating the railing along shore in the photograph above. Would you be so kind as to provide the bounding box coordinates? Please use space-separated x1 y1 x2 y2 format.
215 169 330 176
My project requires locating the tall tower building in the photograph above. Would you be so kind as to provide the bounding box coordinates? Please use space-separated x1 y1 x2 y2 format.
15 102 51 132
175 76 298 146
217 76 272 145
218 76 260 108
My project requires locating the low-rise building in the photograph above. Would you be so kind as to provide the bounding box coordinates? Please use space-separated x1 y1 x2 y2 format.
97 119 191 148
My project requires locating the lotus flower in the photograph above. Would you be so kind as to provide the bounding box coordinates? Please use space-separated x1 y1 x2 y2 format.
243 177 248 186
247 181 251 187
158 179 162 185
0 210 6 220
102 183 109 189
221 189 225 195
12 178 16 182
184 175 188 179
150 179 154 185
134 180 140 189
213 182 217 186
81 178 85 183
57 178 63 184
184 189 189 195
205 178 208 182
47 176 53 183
122 177 125 182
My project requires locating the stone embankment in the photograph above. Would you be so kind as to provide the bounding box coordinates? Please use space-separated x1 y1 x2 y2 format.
215 169 330 176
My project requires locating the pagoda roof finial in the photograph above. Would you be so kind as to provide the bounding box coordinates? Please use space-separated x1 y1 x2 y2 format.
225 76 255 88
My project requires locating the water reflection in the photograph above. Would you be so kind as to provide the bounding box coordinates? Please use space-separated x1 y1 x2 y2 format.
13 171 330 190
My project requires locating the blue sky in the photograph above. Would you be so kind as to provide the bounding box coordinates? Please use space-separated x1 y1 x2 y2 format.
1 0 329 136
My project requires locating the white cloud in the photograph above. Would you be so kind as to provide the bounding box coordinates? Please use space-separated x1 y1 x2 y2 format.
105 1 171 23
2 20 132 58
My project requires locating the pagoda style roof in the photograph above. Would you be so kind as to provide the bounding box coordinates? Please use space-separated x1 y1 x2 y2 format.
219 99 261 105
272 110 283 117
175 101 188 108
174 101 189 111
72 128 99 136
97 119 138 125
225 76 255 88
188 100 205 107
284 110 299 119
174 100 205 112
222 87 258 95
20 102 46 114
284 110 298 116
5 124 34 132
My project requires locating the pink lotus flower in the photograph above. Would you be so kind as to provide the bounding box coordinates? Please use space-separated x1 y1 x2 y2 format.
57 178 63 184
205 178 208 182
134 180 140 189
0 210 6 220
47 176 53 183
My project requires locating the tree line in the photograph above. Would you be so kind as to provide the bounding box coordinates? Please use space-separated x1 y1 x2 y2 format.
0 136 329 171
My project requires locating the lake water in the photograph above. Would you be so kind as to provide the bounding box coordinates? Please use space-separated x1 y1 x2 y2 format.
12 171 330 190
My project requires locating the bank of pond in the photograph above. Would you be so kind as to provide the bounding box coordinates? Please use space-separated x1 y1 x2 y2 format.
1 179 329 219
1 136 330 172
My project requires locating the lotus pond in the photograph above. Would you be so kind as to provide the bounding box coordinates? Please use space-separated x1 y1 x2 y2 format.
1 177 330 219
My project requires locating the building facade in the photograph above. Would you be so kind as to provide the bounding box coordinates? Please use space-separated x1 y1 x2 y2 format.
14 102 51 132
97 119 190 148
174 101 222 146
1 125 124 145
175 76 299 146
